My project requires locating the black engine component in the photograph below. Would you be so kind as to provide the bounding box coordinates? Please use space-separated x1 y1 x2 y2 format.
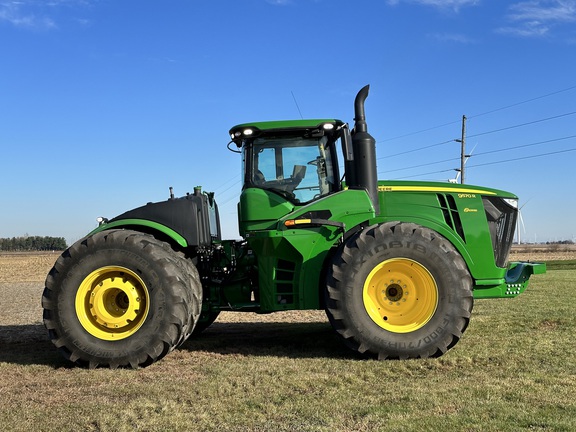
110 187 221 247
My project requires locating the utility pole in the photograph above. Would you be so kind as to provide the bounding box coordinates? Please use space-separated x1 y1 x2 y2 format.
454 115 467 184
460 115 466 184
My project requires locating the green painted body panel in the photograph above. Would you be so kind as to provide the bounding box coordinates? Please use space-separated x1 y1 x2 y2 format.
241 188 375 311
238 188 295 234
472 261 547 299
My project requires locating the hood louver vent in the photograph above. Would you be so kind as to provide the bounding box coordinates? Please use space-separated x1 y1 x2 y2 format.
437 194 466 242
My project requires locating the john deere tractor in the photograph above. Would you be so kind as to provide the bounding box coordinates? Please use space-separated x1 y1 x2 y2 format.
42 86 545 368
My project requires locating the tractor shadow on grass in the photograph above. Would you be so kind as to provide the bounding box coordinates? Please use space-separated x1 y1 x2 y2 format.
182 321 358 360
0 324 69 367
0 321 358 366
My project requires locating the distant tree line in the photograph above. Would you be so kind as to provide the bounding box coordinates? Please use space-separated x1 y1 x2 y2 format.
545 240 574 245
0 236 67 251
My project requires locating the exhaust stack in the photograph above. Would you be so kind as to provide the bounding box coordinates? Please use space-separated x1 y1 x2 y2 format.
351 85 379 214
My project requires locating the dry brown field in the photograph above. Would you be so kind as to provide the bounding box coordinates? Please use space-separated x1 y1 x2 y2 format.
510 243 576 262
0 252 60 284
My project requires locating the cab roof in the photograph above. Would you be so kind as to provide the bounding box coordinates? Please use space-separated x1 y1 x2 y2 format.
229 119 344 146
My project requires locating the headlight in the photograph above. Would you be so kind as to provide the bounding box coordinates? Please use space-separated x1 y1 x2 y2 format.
502 198 518 209
96 217 109 226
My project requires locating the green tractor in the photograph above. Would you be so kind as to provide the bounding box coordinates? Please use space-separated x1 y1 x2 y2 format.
42 86 545 368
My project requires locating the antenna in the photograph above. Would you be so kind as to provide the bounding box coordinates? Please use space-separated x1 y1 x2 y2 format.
291 91 304 119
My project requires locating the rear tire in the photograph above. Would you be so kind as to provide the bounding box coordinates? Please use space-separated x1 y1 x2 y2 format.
42 229 200 368
326 222 473 359
167 249 202 344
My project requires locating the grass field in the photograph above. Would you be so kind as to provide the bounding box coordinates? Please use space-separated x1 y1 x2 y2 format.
0 253 575 431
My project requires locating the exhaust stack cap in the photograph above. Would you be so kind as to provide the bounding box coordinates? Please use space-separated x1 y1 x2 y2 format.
354 85 370 133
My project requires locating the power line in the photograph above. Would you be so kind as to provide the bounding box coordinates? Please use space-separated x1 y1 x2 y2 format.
395 167 455 180
468 111 576 139
377 120 461 143
217 193 242 207
382 134 576 174
215 178 241 196
212 174 241 194
468 84 576 120
467 148 576 169
393 147 576 179
474 135 576 157
379 139 455 159
380 110 576 159
377 83 576 144
381 156 459 174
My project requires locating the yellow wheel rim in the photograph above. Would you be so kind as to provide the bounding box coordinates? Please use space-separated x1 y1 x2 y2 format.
75 266 149 340
363 258 438 333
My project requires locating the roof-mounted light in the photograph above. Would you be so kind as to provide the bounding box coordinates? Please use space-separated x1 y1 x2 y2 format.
322 123 335 130
231 129 254 140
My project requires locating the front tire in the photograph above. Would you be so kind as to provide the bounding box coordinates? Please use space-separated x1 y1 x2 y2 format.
326 222 473 359
42 229 199 368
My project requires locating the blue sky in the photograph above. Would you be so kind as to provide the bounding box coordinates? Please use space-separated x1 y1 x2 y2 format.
1 0 575 244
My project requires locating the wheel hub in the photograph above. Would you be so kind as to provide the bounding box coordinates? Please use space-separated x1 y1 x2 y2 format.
363 258 438 333
89 276 143 328
75 266 149 340
385 283 405 302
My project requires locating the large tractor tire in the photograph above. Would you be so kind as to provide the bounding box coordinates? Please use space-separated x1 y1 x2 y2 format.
167 249 203 344
42 229 201 368
326 222 473 359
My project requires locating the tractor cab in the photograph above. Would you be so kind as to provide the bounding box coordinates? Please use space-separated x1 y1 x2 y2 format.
230 119 346 203
230 120 350 235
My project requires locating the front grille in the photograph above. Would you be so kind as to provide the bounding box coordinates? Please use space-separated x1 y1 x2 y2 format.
482 196 518 268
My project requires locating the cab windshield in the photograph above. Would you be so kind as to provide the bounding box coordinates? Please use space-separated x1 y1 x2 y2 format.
248 136 338 204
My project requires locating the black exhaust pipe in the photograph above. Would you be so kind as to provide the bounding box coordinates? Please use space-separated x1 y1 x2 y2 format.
352 85 379 215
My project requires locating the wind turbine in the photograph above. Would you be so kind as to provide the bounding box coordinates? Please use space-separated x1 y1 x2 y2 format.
516 198 531 245
449 144 477 184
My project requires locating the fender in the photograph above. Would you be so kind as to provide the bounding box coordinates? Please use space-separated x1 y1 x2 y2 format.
89 218 189 248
